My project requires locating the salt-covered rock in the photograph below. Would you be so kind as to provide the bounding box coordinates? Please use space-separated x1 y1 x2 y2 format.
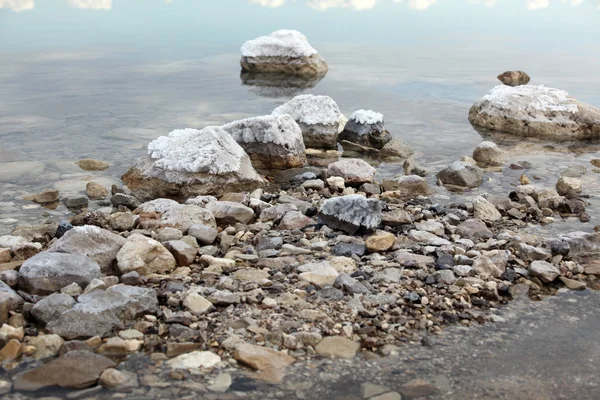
319 194 382 234
472 141 508 167
222 115 307 170
497 70 530 87
0 281 23 324
468 85 600 140
135 199 216 233
382 175 434 198
18 252 101 295
272 94 342 149
240 30 328 77
48 226 126 275
206 201 255 226
338 109 391 150
116 234 177 275
556 176 582 198
122 127 265 201
437 161 483 188
327 158 376 186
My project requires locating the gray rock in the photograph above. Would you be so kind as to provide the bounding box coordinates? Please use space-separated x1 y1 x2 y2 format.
48 225 126 274
208 290 241 306
529 260 560 283
338 112 391 150
558 232 600 263
319 195 382 234
206 201 255 226
556 176 582 198
382 175 433 198
188 224 218 245
110 193 141 210
472 141 508 166
18 252 101 295
456 219 493 240
31 293 76 325
334 273 369 294
380 139 414 159
0 280 23 323
62 196 89 209
473 196 502 221
164 240 197 266
437 161 483 188
327 158 376 186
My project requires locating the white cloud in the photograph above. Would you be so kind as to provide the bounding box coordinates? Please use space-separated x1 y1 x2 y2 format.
249 0 287 7
527 0 549 9
307 0 377 10
393 0 438 10
67 0 112 10
0 0 34 11
470 0 499 6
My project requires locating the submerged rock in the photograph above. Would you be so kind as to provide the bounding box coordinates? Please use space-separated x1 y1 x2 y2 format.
240 70 325 99
497 70 530 87
338 109 391 150
272 94 343 149
319 194 382 234
240 30 328 78
122 127 265 201
469 85 600 140
437 161 483 189
76 159 110 171
222 115 307 170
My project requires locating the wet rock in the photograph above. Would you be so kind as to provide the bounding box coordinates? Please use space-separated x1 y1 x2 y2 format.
99 368 139 391
472 141 508 166
559 276 586 290
315 336 360 359
365 231 396 252
76 159 110 171
558 232 600 263
31 189 60 204
49 225 126 274
529 260 560 283
222 114 307 169
117 234 176 275
327 158 376 186
272 94 341 149
13 350 115 391
497 70 530 86
206 201 255 226
382 175 434 197
18 252 101 295
338 109 391 150
380 139 414 159
319 194 382 234
62 196 89 209
85 182 109 200
55 220 73 239
240 30 328 78
233 343 295 383
399 378 437 399
110 193 141 210
469 85 600 140
47 285 158 339
473 196 502 221
31 293 76 325
208 373 232 393
556 176 582 198
437 161 483 188
122 127 265 200
166 351 221 369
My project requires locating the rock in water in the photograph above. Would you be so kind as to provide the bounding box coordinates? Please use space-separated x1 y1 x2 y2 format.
13 350 115 391
327 158 376 186
468 85 600 140
222 115 307 170
121 127 265 201
233 343 295 383
18 252 101 295
380 139 415 159
48 225 126 275
338 109 391 150
272 94 343 149
497 70 530 87
472 141 508 167
437 161 483 189
76 159 110 171
382 175 434 198
319 194 382 234
556 176 582 198
240 30 328 78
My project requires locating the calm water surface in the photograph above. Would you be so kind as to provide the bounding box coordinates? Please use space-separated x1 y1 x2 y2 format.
1 1 600 231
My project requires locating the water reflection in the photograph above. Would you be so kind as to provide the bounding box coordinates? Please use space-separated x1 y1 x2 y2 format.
240 71 326 98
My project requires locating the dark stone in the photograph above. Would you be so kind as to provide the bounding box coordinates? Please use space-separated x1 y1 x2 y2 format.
317 287 344 301
500 268 516 283
55 220 73 239
435 253 454 270
332 242 366 257
404 292 420 302
168 324 199 342
62 196 88 210
110 193 141 210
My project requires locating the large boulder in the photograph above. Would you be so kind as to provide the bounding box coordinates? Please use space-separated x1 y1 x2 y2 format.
0 281 23 324
48 225 126 275
116 234 177 275
319 195 382 234
122 127 265 201
338 109 391 150
47 285 157 339
468 85 600 140
135 198 216 233
272 94 343 149
222 115 307 170
240 30 328 78
18 252 101 295
327 158 376 186
437 161 483 189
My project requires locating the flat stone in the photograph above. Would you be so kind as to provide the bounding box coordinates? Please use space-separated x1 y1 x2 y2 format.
529 260 560 283
233 343 295 383
319 194 382 234
399 378 437 398
166 351 221 369
76 159 110 171
327 158 376 186
315 336 360 359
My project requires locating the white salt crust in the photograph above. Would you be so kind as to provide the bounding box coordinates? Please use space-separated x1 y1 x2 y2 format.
272 94 341 125
350 109 384 124
241 30 318 58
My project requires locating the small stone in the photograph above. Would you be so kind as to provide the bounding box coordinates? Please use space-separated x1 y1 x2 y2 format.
315 336 360 359
0 339 21 361
166 351 221 369
327 158 376 186
399 379 437 398
556 176 582 198
529 260 560 283
473 141 508 166
117 234 176 275
473 196 502 221
188 224 218 245
29 334 64 360
365 231 395 252
559 276 586 290
31 189 60 204
85 182 109 200
76 159 110 171
183 292 214 314
208 373 232 393
233 343 295 383
99 368 139 391
437 161 483 188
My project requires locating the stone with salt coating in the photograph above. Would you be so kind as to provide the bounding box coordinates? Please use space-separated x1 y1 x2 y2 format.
272 95 342 149
122 126 265 200
222 115 307 170
240 30 328 78
319 194 382 234
469 85 600 140
339 109 391 150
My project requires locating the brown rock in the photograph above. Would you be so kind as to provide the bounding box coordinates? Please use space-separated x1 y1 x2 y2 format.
13 350 115 391
233 343 295 383
85 182 109 200
399 378 437 398
76 159 110 171
0 339 22 361
166 342 203 358
497 70 530 87
365 231 396 253
315 336 360 359
31 189 60 205
0 248 11 264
